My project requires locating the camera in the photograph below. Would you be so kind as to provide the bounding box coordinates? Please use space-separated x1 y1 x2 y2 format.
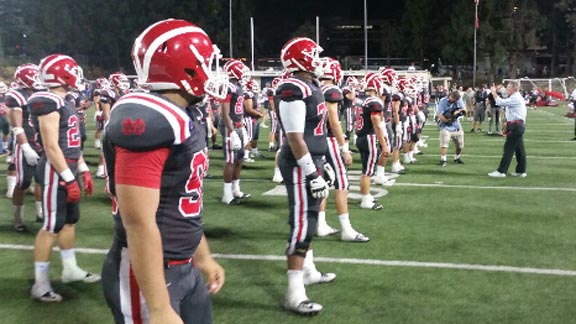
442 107 465 125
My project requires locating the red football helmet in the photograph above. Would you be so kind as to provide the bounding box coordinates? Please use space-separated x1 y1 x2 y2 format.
109 72 130 91
224 59 250 82
280 37 324 77
320 58 343 85
245 79 260 93
14 63 43 90
345 76 360 90
379 67 398 86
397 77 412 95
39 54 84 89
271 77 282 89
362 72 385 95
132 19 228 99
96 77 111 90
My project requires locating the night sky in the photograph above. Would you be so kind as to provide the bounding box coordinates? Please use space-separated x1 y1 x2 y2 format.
251 0 404 57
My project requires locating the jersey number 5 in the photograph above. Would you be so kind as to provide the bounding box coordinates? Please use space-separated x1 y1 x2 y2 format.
179 150 208 218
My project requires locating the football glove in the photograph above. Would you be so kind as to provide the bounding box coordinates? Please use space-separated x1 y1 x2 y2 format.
61 180 81 203
229 131 242 151
21 143 40 166
323 163 336 187
82 171 94 196
306 172 329 199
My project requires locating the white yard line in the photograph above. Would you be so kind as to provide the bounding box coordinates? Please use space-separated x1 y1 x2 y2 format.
393 182 576 192
1 243 575 277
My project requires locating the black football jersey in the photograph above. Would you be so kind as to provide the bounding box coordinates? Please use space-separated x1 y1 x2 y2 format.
5 88 42 152
224 82 244 125
356 96 383 137
276 77 327 159
28 91 82 159
104 92 206 259
321 84 343 138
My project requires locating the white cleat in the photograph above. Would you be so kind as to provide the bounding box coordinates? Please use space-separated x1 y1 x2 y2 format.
284 298 323 316
341 231 370 242
488 171 506 178
272 171 284 183
303 271 336 286
373 175 396 186
316 225 339 237
360 201 383 210
62 268 101 284
31 284 63 303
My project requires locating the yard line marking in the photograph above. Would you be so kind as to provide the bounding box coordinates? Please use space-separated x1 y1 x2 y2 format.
393 183 576 192
424 138 576 143
459 154 576 160
1 243 575 277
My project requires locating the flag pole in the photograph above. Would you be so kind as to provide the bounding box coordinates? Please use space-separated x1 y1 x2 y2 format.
473 0 479 88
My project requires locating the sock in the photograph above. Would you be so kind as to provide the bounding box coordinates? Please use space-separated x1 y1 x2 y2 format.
338 213 353 233
2 141 8 150
303 250 317 274
454 154 462 160
286 270 306 301
317 211 326 228
244 149 250 158
60 249 78 271
269 142 275 149
223 182 233 197
409 151 414 160
440 155 447 162
13 205 24 225
251 148 259 155
96 165 104 175
376 166 384 177
94 138 101 148
34 261 50 285
6 175 16 197
35 201 43 218
232 179 240 194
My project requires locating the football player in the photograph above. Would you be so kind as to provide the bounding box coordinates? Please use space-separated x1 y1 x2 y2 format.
30 54 98 303
92 77 110 150
243 79 265 160
101 19 226 324
276 37 336 316
0 82 10 154
220 59 251 204
5 64 45 231
355 72 387 210
316 58 370 242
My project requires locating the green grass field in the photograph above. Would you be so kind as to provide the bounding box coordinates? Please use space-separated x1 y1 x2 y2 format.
1 104 575 324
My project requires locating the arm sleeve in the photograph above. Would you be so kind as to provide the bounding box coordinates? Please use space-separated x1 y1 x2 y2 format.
114 147 170 189
279 100 306 133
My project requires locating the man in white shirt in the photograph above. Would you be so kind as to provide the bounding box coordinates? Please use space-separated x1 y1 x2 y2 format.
488 81 527 177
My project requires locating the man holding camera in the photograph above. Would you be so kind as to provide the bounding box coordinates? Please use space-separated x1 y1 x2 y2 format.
436 90 466 167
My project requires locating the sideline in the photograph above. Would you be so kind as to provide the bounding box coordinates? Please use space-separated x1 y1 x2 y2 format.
1 243 575 277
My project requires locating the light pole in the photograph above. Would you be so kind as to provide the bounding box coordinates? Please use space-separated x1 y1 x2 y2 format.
229 0 233 58
364 0 368 71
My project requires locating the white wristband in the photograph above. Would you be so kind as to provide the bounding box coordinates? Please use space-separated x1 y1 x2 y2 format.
12 127 24 136
341 142 350 153
78 163 90 173
60 168 75 182
296 152 317 176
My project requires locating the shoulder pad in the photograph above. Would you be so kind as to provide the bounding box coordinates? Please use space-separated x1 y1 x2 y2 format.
99 89 116 103
106 93 192 151
321 85 343 103
28 91 65 116
392 93 404 101
364 97 384 112
244 91 255 99
275 78 312 102
5 89 27 108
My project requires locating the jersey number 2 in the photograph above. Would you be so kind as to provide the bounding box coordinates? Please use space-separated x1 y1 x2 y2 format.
179 150 208 218
67 115 81 148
